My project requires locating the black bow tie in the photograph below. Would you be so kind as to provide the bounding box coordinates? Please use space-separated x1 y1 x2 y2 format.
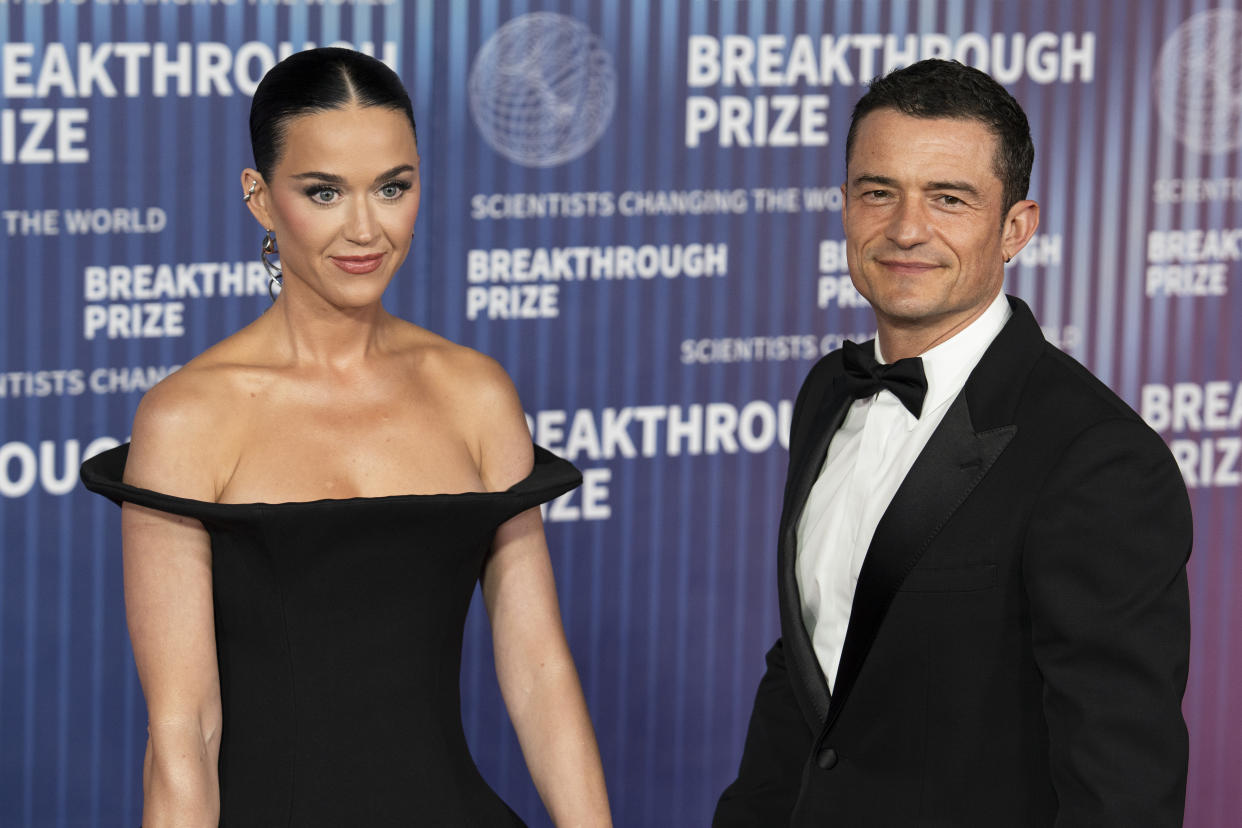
841 339 928 418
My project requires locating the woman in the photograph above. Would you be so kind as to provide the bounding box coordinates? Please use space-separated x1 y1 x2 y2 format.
81 48 611 826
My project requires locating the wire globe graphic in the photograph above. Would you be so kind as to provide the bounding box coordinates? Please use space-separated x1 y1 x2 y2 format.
1153 8 1242 154
468 12 617 168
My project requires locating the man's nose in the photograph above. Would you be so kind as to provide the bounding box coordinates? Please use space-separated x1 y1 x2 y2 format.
886 197 932 248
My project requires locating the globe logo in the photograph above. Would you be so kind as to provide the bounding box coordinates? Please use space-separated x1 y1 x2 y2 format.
468 13 617 167
1153 8 1242 154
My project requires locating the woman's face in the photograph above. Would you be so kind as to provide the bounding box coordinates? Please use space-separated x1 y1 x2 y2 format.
246 105 420 309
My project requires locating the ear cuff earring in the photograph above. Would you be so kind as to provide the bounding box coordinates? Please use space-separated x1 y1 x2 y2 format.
243 180 257 202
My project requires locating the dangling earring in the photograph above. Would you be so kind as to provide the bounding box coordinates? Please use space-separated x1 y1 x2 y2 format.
262 229 282 300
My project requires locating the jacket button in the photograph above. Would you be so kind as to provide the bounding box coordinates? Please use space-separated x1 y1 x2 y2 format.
816 747 838 769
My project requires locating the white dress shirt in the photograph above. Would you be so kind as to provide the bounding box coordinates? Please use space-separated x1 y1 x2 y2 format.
795 291 1012 691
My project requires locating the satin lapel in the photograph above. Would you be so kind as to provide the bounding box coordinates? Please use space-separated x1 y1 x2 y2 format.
824 393 1017 732
783 377 853 522
777 375 854 728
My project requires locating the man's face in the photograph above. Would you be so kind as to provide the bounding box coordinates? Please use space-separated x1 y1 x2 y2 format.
843 109 1030 349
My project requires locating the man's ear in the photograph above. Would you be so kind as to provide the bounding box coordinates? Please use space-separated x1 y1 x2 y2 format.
1001 199 1040 263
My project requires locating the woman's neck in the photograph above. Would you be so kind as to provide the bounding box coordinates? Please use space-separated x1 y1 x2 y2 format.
262 284 395 371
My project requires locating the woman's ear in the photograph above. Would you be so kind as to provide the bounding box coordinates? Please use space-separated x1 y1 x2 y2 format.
240 168 273 229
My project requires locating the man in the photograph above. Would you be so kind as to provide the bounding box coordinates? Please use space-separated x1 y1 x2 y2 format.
714 60 1192 827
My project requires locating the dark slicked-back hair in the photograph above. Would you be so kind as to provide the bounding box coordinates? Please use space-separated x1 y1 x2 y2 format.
845 59 1034 214
250 47 417 180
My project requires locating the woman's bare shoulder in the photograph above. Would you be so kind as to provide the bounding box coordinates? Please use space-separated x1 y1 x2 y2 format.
389 323 533 488
393 322 518 407
138 328 276 422
126 332 273 499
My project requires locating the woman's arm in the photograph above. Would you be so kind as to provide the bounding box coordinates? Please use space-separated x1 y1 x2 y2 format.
475 366 612 828
122 383 225 827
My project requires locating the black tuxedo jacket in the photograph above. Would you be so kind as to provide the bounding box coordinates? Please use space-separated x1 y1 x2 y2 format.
715 297 1192 827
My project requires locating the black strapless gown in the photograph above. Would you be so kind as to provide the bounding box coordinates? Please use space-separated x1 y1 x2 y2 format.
80 443 581 827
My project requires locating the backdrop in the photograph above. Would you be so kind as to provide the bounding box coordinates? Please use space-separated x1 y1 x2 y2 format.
2 1 1239 825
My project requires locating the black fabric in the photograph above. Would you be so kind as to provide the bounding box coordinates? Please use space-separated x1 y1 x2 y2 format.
715 297 1192 828
840 338 928 418
81 444 581 828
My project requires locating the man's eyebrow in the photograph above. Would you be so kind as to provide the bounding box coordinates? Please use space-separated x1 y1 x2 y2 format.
850 174 898 188
926 179 981 196
850 174 982 196
290 165 416 185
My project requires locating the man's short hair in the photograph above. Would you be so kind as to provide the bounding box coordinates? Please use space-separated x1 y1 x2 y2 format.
845 59 1035 215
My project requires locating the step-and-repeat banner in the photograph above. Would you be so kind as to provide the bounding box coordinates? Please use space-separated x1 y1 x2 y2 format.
2 1 1239 825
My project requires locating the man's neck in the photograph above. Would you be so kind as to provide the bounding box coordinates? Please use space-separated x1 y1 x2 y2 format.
875 298 1001 362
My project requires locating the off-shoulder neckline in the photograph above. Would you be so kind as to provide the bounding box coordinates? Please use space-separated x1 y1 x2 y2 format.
80 442 580 512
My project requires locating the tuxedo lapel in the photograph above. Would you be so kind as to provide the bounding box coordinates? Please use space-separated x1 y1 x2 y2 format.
783 376 854 520
824 395 1016 731
777 374 855 727
817 292 1061 733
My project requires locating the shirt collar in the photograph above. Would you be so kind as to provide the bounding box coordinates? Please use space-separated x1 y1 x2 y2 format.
875 291 1012 428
